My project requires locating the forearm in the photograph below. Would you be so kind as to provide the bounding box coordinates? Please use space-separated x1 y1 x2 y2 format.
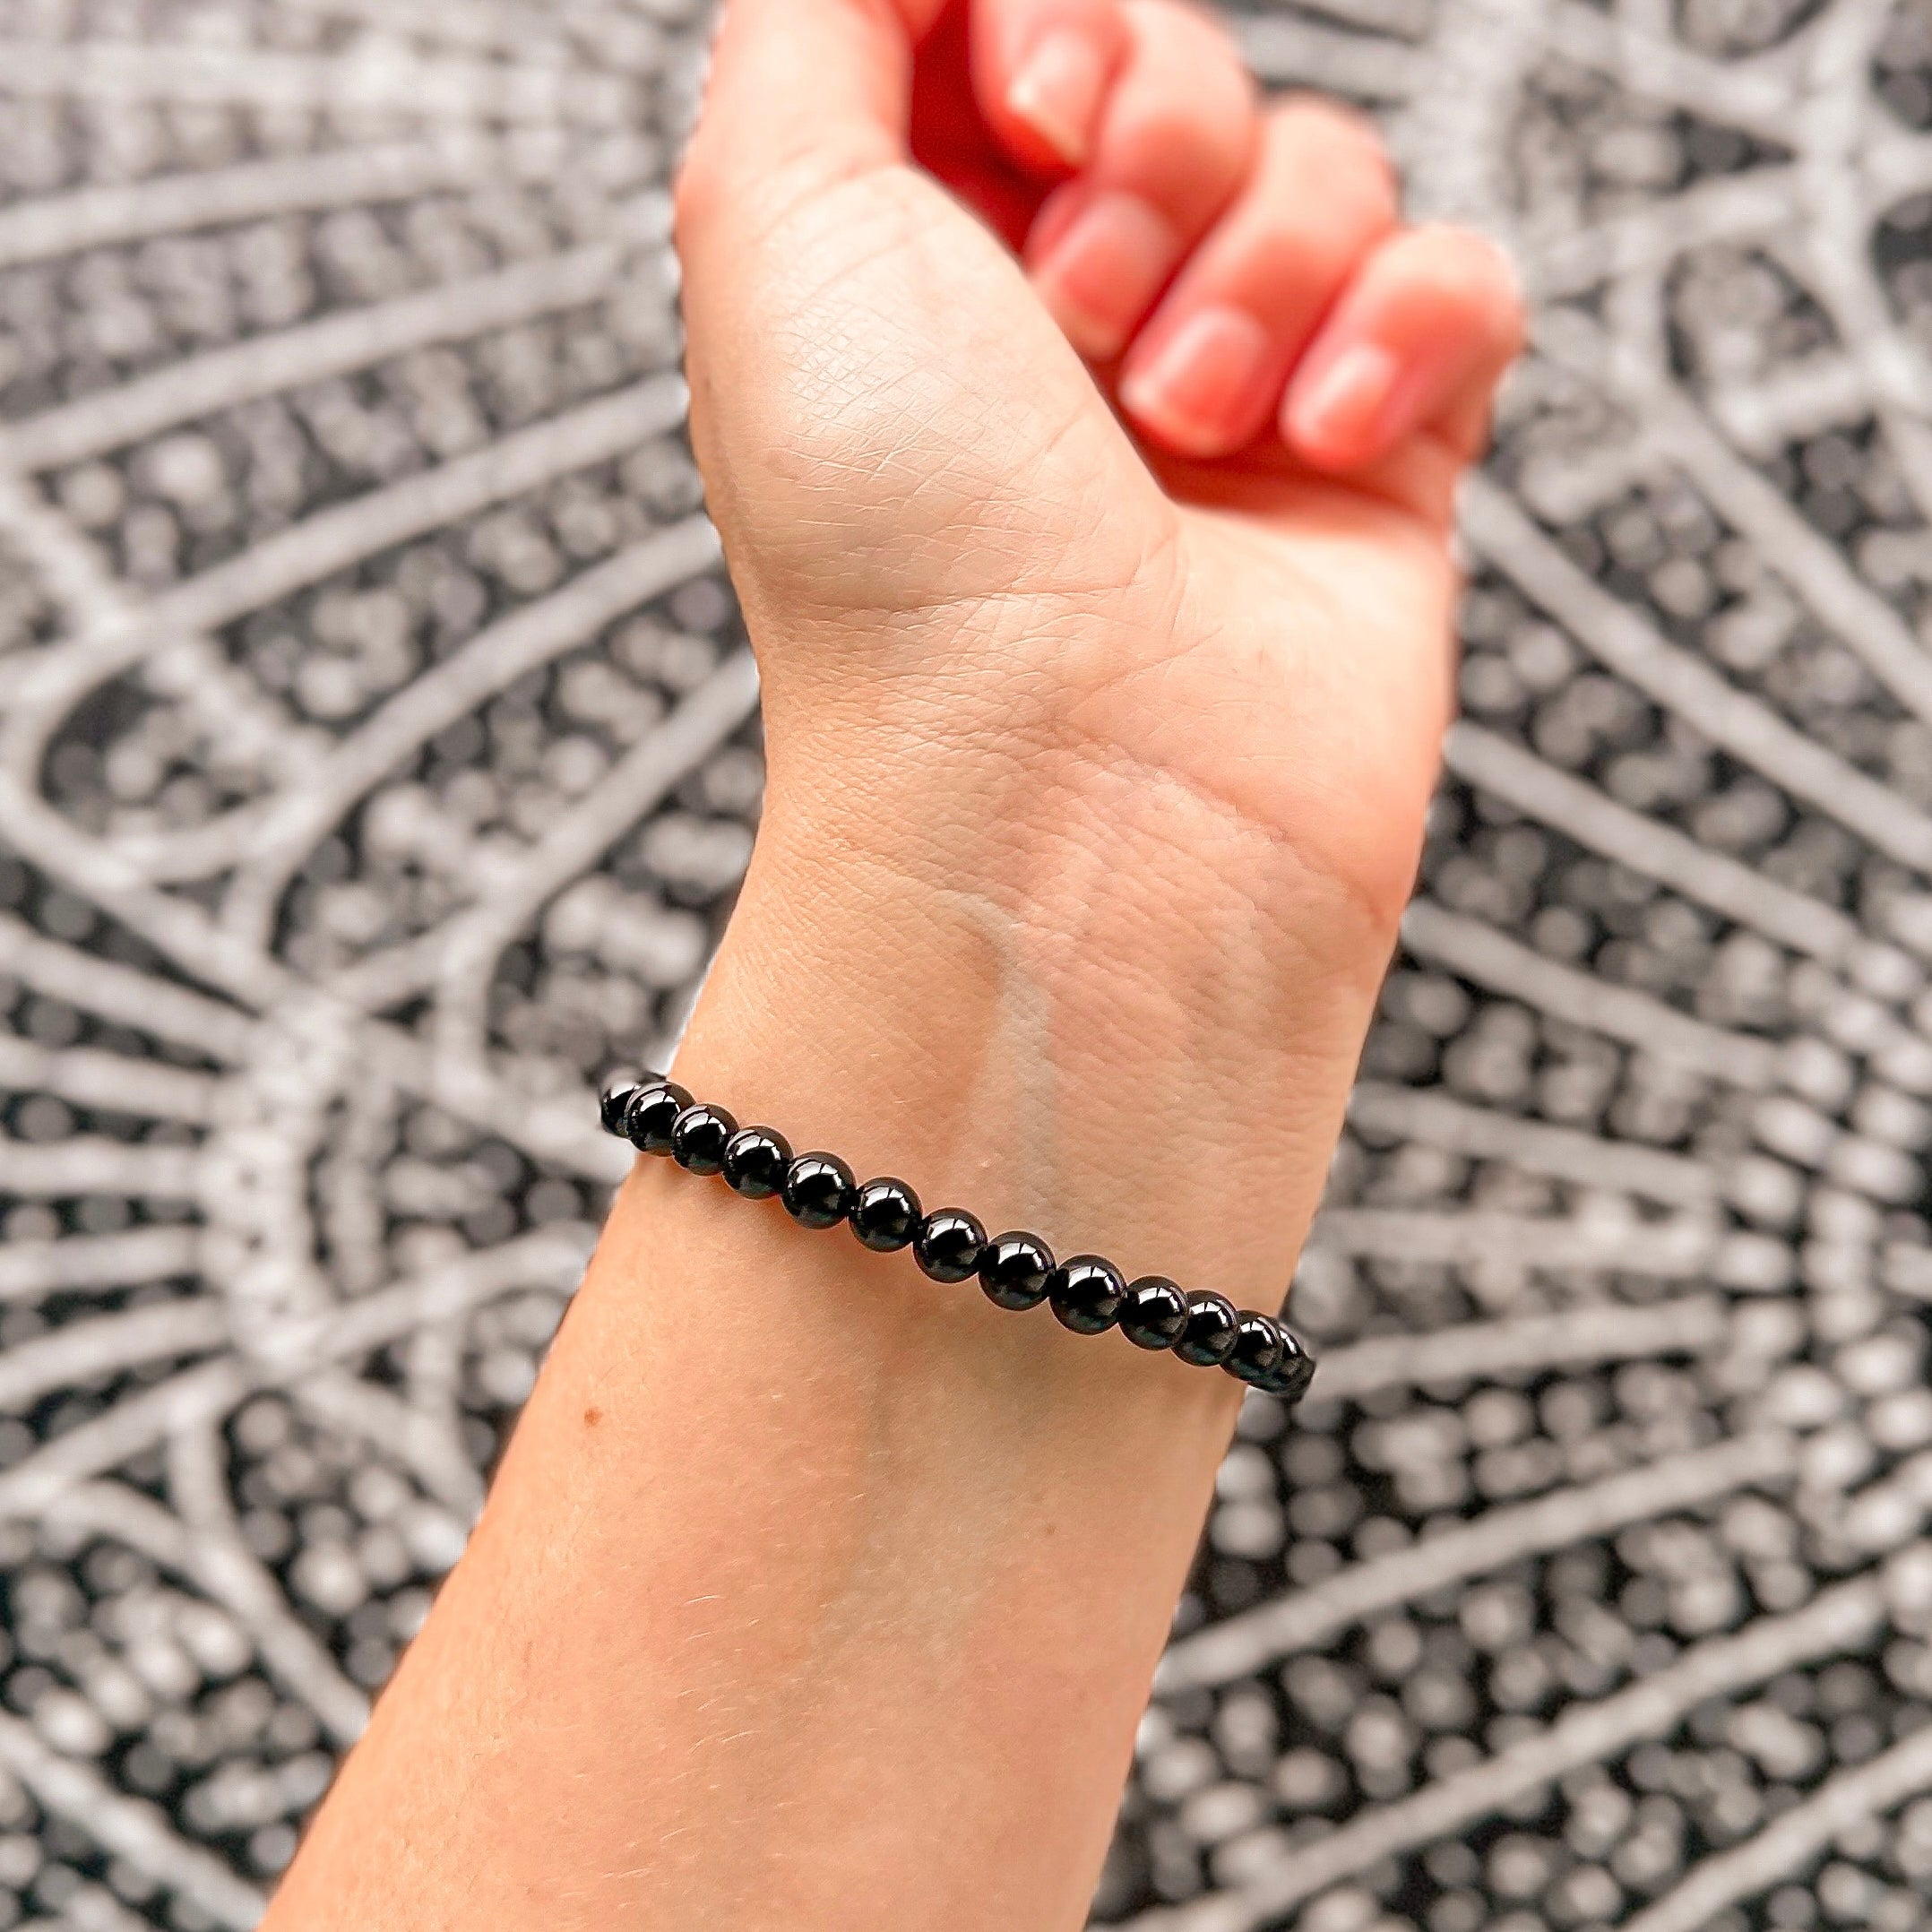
265 763 1389 1931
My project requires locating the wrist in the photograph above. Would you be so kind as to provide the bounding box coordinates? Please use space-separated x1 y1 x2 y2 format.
672 715 1397 1310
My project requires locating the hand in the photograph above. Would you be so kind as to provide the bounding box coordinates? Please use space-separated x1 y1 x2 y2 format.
673 0 1523 1305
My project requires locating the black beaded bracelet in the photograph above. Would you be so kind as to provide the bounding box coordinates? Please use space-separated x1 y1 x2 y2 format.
599 1071 1315 1404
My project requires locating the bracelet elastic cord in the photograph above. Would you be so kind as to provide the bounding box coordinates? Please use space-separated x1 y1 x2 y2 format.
599 1072 1315 1404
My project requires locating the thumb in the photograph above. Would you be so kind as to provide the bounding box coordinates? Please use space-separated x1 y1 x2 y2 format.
676 0 947 247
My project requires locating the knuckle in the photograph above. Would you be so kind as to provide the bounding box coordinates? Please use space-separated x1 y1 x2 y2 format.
1103 0 1259 214
1266 97 1398 222
1125 0 1246 67
1407 223 1524 324
1127 99 1253 190
1272 95 1392 168
1120 0 1258 122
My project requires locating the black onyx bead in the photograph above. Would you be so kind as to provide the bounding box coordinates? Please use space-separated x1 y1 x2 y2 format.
671 1102 737 1175
721 1126 792 1199
1258 1329 1315 1402
979 1231 1055 1311
625 1080 692 1155
1049 1255 1126 1334
1225 1312 1286 1387
914 1209 988 1283
1173 1292 1239 1367
851 1177 922 1253
599 1070 657 1137
1119 1275 1190 1350
782 1152 857 1229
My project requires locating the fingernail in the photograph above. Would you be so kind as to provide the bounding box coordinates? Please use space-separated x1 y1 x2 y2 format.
1030 192 1175 361
1119 306 1274 457
1007 29 1108 168
1284 341 1403 460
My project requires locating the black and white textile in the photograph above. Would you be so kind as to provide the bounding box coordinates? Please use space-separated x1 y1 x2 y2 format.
2 3 1930 1928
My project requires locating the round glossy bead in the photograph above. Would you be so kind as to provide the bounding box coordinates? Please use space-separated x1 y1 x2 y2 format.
721 1125 792 1198
1049 1255 1127 1334
979 1231 1055 1311
851 1177 922 1252
625 1080 692 1155
1224 1312 1286 1387
599 1070 657 1137
1119 1275 1189 1351
1173 1292 1239 1367
782 1152 857 1229
671 1102 737 1176
914 1209 988 1283
1258 1329 1315 1402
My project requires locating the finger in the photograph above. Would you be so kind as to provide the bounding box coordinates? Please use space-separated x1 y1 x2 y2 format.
1022 0 1257 362
970 0 1133 174
675 0 945 248
1281 223 1525 473
1114 98 1397 460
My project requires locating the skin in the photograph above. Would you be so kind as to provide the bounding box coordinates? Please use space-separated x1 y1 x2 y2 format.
264 1 1524 1927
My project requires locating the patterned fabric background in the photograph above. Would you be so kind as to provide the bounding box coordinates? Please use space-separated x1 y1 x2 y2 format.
3 0 1931 1927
